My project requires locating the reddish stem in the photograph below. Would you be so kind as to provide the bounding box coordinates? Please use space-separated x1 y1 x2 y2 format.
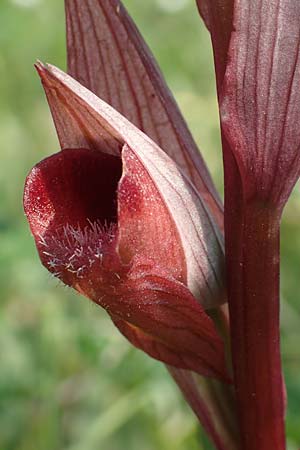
224 160 286 449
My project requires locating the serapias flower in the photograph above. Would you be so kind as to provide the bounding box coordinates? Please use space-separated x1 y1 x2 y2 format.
23 0 300 448
24 2 243 448
24 61 229 382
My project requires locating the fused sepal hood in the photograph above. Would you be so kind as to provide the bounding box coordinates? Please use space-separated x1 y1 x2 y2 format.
33 62 225 310
23 62 229 382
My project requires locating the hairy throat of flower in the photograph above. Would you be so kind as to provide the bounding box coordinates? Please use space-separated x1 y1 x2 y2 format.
24 148 125 296
40 220 119 288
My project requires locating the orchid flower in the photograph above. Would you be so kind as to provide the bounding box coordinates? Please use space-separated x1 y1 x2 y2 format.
24 2 238 449
24 60 228 379
23 0 300 449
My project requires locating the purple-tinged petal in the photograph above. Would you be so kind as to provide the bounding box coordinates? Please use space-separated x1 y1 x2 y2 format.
117 144 186 279
34 61 225 309
65 0 223 227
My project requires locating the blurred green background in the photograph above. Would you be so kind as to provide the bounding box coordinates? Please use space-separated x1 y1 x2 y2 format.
1 0 300 449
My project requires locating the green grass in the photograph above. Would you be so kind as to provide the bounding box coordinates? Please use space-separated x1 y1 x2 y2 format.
0 0 300 449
